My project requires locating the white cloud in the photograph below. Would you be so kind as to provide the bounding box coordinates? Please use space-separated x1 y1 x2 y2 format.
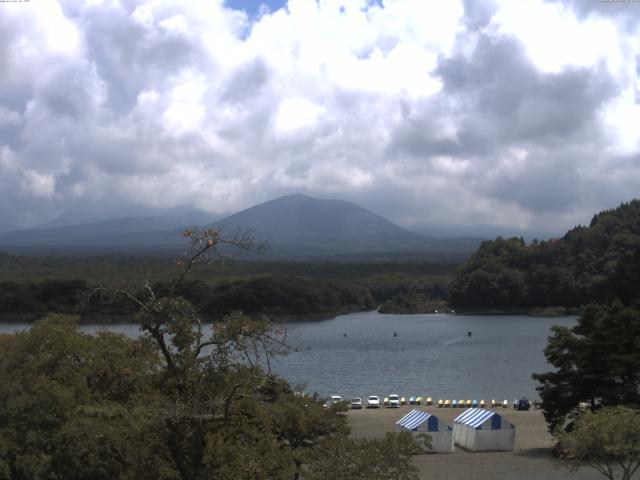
21 170 56 199
162 73 207 134
0 0 638 236
603 86 640 155
275 97 324 132
489 0 621 74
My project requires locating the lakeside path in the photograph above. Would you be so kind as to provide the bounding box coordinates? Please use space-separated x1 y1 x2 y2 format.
347 405 601 480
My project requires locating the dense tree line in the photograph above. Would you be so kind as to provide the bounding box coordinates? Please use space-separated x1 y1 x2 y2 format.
0 277 377 321
0 275 458 320
167 277 376 317
448 200 640 309
0 252 456 285
374 280 448 314
0 279 89 317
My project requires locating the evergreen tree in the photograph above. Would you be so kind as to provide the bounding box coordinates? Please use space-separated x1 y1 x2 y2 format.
533 302 640 431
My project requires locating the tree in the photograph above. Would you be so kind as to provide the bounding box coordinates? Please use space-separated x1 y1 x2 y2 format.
304 432 424 480
0 314 170 480
533 302 640 431
0 227 424 479
556 406 640 480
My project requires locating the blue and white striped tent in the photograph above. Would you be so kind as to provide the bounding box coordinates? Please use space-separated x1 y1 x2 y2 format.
453 408 515 451
395 409 454 453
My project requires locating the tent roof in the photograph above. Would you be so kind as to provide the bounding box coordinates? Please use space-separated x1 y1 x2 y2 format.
454 408 499 429
396 409 433 430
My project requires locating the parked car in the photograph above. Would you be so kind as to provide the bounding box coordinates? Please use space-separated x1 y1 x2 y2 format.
324 395 343 408
387 394 400 408
516 397 531 411
367 395 381 408
351 397 363 409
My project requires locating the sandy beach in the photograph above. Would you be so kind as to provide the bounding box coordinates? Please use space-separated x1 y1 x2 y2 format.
347 405 601 480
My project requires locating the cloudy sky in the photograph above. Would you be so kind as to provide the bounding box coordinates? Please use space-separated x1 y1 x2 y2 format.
1 0 639 237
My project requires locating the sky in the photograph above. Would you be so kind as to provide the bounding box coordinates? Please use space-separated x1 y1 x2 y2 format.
0 0 639 238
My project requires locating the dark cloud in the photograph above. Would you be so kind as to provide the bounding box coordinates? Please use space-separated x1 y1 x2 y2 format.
386 28 623 220
462 0 497 30
438 35 617 144
221 57 270 104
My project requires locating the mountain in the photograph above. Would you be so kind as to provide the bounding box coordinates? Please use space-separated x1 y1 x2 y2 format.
0 194 481 259
0 211 216 255
39 205 213 230
206 194 479 259
211 194 420 255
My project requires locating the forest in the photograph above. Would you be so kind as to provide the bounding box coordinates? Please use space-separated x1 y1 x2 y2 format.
0 254 454 322
448 200 640 310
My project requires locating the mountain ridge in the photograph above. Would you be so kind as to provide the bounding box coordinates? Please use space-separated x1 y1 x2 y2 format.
0 194 481 259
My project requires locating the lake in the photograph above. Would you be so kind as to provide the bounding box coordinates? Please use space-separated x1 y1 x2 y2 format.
0 311 574 402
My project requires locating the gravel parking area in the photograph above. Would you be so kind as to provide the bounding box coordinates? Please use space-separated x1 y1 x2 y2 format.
347 405 602 480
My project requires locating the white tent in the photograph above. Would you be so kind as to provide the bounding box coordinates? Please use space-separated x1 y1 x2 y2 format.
453 408 515 451
395 409 454 453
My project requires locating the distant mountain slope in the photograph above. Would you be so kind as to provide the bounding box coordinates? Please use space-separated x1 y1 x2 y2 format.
211 194 426 255
0 211 214 253
447 199 640 309
0 194 481 259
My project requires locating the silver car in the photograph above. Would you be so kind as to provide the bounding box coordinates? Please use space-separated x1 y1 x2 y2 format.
388 394 400 408
367 395 381 408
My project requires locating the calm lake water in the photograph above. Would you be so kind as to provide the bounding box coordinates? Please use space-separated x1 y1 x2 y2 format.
0 311 575 402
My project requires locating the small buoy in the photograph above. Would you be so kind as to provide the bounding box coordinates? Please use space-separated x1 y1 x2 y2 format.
468 331 472 337
343 333 347 337
393 331 398 337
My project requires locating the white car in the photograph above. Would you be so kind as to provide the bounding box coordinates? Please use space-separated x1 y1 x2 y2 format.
351 397 363 409
388 394 400 408
367 395 381 408
324 395 343 407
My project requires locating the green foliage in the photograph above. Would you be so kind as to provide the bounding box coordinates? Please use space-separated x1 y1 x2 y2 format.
556 406 640 480
0 261 458 320
533 302 640 431
0 312 355 479
304 432 422 480
0 229 425 479
448 200 640 309
0 314 171 480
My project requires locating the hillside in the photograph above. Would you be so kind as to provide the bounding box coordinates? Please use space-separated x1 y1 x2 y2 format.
211 194 477 258
0 194 480 260
447 200 640 309
0 211 214 254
